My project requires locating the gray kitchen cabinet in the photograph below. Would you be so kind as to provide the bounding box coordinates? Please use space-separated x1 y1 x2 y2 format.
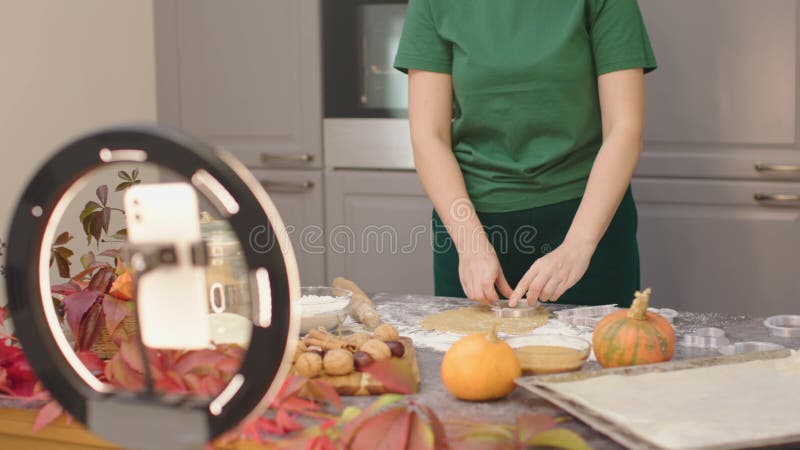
633 178 800 316
325 170 434 294
154 0 322 169
637 0 800 180
251 169 326 286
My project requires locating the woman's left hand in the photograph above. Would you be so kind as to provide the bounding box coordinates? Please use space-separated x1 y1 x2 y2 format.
508 238 596 306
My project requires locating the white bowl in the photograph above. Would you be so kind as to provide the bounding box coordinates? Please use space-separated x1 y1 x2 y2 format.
298 286 352 334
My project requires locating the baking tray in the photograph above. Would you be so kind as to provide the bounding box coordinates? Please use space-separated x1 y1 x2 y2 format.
516 349 799 450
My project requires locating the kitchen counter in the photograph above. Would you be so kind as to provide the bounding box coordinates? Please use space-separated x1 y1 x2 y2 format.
344 293 800 450
1 294 797 449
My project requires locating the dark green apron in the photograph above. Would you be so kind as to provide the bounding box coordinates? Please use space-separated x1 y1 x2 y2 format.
432 188 640 307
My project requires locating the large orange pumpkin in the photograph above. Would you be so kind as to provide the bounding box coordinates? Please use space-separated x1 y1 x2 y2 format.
441 326 521 401
593 288 675 368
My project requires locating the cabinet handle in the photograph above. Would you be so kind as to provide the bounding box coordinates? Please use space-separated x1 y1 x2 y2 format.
261 180 315 193
260 152 315 165
754 163 800 173
753 193 800 203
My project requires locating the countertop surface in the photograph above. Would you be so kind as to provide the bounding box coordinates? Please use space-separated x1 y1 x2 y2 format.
2 294 798 449
346 293 800 450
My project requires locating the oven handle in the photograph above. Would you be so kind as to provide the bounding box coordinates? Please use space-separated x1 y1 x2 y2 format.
260 152 315 165
261 180 315 193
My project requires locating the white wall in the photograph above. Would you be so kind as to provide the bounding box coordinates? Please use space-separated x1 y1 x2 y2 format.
0 0 157 310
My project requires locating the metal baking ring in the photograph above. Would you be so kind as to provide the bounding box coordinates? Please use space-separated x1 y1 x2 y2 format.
719 341 785 356
694 327 726 338
680 334 730 349
763 315 800 337
648 307 678 324
564 316 602 327
554 304 618 319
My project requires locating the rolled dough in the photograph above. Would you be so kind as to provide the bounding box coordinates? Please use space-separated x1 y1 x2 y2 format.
545 351 800 450
420 305 549 335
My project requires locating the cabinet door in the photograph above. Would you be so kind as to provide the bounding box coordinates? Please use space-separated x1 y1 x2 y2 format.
636 0 800 179
252 170 326 286
325 171 434 294
155 0 322 169
633 178 800 316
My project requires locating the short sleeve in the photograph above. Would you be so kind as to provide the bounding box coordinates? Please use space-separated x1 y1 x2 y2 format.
589 0 657 76
393 0 452 74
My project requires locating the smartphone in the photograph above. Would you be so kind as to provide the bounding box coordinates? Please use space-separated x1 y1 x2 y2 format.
124 183 210 349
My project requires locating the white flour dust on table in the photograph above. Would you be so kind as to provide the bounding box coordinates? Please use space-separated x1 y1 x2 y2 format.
347 295 595 354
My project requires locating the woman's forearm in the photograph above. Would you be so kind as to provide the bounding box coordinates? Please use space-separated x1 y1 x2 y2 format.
565 127 642 248
413 139 486 255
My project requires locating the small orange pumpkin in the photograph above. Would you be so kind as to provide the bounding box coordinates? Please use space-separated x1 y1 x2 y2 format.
441 326 521 401
593 288 675 368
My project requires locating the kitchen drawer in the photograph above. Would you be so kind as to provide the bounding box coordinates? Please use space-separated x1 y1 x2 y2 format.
632 178 800 316
251 169 326 286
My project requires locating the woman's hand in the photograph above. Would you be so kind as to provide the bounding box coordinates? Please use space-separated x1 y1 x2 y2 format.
509 238 595 306
459 244 514 305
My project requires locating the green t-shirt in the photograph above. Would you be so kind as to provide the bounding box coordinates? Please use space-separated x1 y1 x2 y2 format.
394 0 657 213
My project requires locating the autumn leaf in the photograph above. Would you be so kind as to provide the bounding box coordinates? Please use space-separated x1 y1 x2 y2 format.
51 245 74 278
0 305 6 324
108 271 134 301
76 302 104 351
304 378 343 411
80 251 95 270
516 413 558 444
102 295 131 335
96 185 108 206
33 400 63 433
76 351 106 377
118 170 132 181
360 357 419 395
524 428 590 450
54 232 73 246
62 290 101 337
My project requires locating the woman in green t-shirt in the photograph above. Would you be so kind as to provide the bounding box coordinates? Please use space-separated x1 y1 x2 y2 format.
394 0 657 307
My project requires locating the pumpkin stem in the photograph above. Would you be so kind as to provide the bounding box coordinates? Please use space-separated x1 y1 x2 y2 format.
627 288 652 321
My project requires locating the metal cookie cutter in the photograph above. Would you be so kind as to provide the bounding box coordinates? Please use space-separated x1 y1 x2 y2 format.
679 327 730 349
554 304 618 327
493 300 541 319
764 315 800 338
648 307 678 324
719 341 785 356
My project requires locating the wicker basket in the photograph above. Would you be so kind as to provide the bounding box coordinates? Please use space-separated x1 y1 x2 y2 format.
90 315 139 360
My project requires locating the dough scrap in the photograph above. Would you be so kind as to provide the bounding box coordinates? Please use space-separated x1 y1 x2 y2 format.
420 305 549 335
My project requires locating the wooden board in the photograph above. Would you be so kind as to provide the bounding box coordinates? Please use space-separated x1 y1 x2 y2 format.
0 407 277 450
292 337 421 396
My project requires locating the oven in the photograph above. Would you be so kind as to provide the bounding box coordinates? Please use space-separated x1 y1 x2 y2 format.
322 0 414 169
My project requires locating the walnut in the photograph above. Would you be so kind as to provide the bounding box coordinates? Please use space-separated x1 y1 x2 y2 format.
292 340 308 363
294 352 322 378
361 339 391 361
373 323 399 342
344 332 371 351
323 349 355 376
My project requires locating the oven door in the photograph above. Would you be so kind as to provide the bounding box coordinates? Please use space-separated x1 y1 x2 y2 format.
323 0 409 119
323 0 413 169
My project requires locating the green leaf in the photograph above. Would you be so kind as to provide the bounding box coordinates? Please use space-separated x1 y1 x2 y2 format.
54 246 73 259
54 231 73 246
338 406 362 425
80 252 95 270
96 185 108 206
111 228 127 240
115 181 132 192
525 429 591 450
118 170 132 181
132 168 139 180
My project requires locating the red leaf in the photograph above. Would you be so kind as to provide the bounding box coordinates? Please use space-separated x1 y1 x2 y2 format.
407 411 436 450
102 295 130 335
516 413 558 444
347 407 409 450
118 338 146 374
62 290 101 337
278 396 320 413
33 400 63 433
96 185 108 206
173 350 226 375
54 232 73 246
105 352 144 391
0 306 6 324
276 409 304 433
51 281 81 296
87 268 115 293
98 248 120 258
360 358 419 395
76 351 105 375
305 379 343 411
416 403 449 450
76 302 104 351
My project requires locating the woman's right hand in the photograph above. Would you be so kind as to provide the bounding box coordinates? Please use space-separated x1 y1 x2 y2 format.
458 243 514 305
